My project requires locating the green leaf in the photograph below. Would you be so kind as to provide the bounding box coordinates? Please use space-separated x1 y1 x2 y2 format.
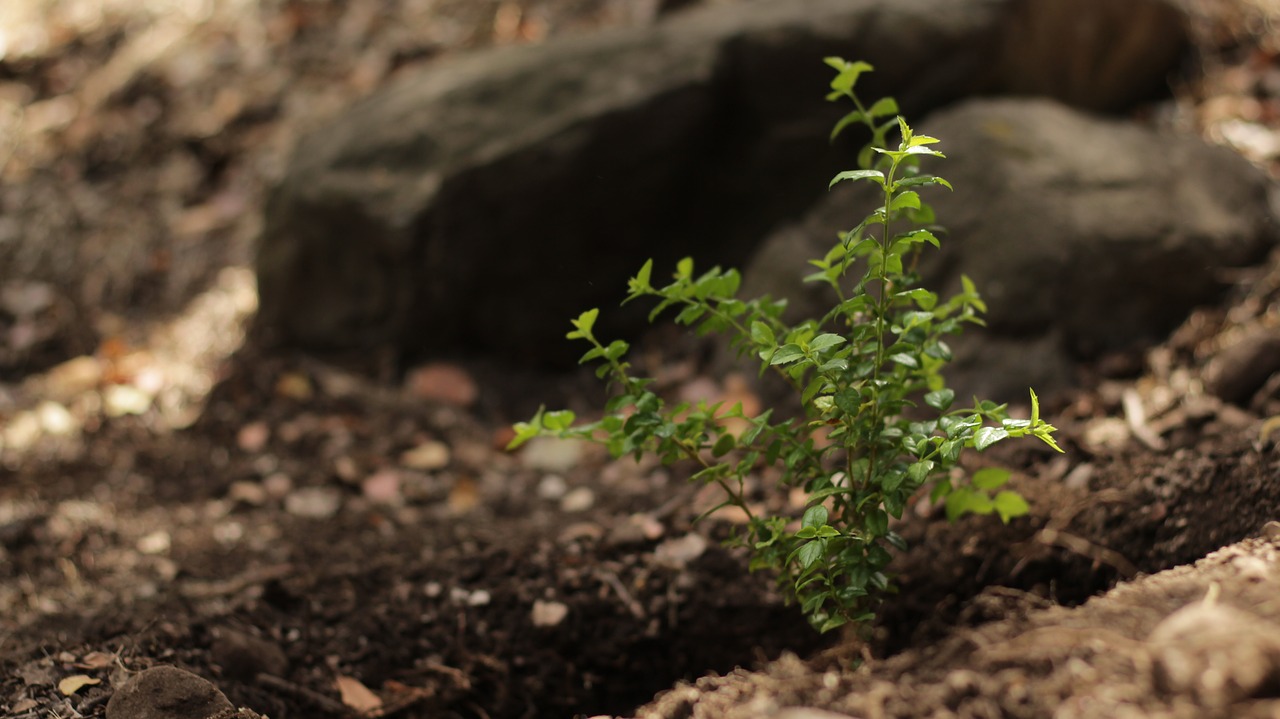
889 353 918 368
628 259 654 295
907 459 935 484
802 505 829 529
830 109 865 141
866 509 889 537
866 96 898 119
888 191 920 213
818 615 850 634
751 321 776 347
972 426 1009 452
797 540 825 569
894 174 953 190
542 410 576 431
924 389 954 410
769 344 805 366
829 169 885 189
993 491 1031 523
711 433 736 457
676 257 694 279
567 308 599 339
825 58 873 94
971 467 1011 490
808 333 847 352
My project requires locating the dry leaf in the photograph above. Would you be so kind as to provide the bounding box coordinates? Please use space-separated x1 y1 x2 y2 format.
446 476 479 514
335 674 382 713
58 674 100 695
275 372 313 400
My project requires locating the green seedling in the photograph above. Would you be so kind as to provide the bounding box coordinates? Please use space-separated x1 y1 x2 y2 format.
510 58 1062 633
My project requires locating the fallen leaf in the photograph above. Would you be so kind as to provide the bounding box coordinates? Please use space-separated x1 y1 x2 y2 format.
335 674 382 713
446 476 479 515
275 372 314 400
75 651 116 670
58 674 100 695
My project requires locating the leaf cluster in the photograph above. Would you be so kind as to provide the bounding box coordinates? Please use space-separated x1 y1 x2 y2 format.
509 58 1062 633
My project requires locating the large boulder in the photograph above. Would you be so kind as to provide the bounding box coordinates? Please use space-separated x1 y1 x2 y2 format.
256 0 1190 368
742 97 1278 402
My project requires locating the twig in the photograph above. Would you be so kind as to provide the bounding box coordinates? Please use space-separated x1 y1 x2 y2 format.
598 570 646 619
1035 527 1139 578
1123 387 1166 451
254 673 349 716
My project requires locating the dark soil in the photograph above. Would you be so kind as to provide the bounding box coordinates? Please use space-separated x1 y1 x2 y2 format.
4 2 1280 719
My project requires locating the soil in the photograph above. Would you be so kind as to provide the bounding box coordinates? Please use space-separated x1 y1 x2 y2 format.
4 2 1280 719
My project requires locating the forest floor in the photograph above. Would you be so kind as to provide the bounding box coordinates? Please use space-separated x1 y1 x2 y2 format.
4 1 1280 718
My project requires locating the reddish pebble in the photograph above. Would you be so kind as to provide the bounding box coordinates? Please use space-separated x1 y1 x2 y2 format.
405 363 478 408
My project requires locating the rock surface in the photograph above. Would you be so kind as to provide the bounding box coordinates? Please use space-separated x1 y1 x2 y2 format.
256 0 1191 368
105 666 235 719
743 97 1278 401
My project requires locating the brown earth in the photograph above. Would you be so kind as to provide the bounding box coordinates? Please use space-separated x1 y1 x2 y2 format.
4 2 1280 719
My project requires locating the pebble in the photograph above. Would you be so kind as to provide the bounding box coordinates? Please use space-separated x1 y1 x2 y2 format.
560 487 595 513
284 486 342 519
531 599 569 627
400 440 451 470
654 533 708 570
404 362 479 408
520 437 585 473
226 480 268 506
537 474 568 500
1203 325 1280 404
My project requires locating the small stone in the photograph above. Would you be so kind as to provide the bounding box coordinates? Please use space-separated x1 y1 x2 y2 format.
1204 326 1280 405
405 363 479 408
400 440 451 470
106 665 233 719
537 474 568 500
136 531 171 555
284 487 342 519
520 437 585 473
236 422 271 453
226 481 268 507
103 385 152 417
1262 521 1280 542
1081 417 1130 452
560 487 595 513
531 600 569 627
362 469 403 505
262 473 293 499
1062 463 1095 491
654 533 708 570
36 401 76 436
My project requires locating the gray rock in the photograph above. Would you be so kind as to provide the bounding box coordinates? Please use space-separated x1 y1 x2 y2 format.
256 0 1189 368
742 97 1278 401
106 666 233 719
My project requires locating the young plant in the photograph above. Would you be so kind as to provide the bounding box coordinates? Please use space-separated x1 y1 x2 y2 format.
509 58 1062 633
